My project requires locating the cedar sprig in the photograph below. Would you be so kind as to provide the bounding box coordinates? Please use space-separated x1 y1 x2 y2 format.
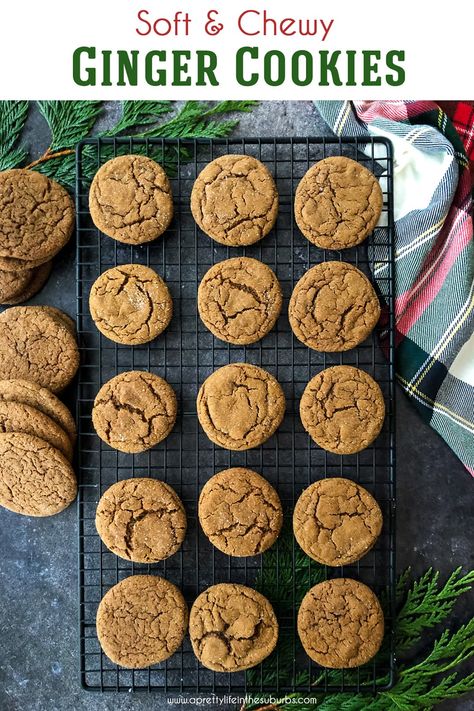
0 101 29 170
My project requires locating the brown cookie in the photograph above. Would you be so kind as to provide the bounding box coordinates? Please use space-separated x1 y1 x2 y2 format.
300 366 385 455
89 155 173 244
0 379 76 445
89 264 173 345
199 468 283 556
0 306 79 393
293 478 383 566
294 157 383 249
297 578 384 668
92 371 177 453
96 575 188 668
197 363 285 451
289 262 380 352
0 400 72 461
189 583 278 672
198 257 282 345
191 155 278 246
41 306 76 336
96 478 186 563
2 261 52 305
0 432 77 516
0 169 74 264
0 266 36 302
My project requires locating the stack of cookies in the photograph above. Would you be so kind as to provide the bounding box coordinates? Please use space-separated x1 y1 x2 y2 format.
0 169 75 305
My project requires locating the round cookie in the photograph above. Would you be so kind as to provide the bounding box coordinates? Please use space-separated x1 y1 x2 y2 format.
0 169 74 263
96 575 188 668
0 401 73 461
0 379 76 445
89 155 173 244
300 366 385 455
289 262 380 352
96 478 186 563
293 478 383 566
0 432 77 516
294 156 383 249
0 306 79 393
191 155 278 246
3 261 52 305
198 257 282 345
0 266 36 302
89 264 173 345
197 363 285 451
41 306 76 336
297 578 384 668
92 371 177 453
189 583 278 672
199 468 283 556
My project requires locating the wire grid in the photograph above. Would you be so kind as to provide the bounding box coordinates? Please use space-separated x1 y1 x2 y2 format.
76 137 396 694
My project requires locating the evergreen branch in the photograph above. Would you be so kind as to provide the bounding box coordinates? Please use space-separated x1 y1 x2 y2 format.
106 100 173 135
0 101 29 170
139 100 258 138
36 100 103 150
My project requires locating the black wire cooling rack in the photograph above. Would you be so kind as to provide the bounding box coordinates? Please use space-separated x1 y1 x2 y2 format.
76 136 396 695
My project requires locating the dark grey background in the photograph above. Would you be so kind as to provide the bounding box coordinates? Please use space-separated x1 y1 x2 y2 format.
0 101 473 711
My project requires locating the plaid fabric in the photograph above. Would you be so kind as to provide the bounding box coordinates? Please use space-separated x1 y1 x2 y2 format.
315 100 474 476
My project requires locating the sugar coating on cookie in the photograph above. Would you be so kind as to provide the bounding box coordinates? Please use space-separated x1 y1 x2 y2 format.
89 155 173 244
197 363 285 451
0 432 77 516
96 478 186 563
189 583 278 671
96 575 188 668
294 156 383 249
0 169 75 264
198 257 282 345
297 578 384 668
300 366 385 455
191 155 278 246
92 371 177 453
293 478 383 566
89 264 173 345
199 468 283 556
289 261 380 352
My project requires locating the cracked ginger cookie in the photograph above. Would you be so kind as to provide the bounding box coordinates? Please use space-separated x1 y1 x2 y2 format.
199 468 283 556
96 575 188 668
294 156 383 249
293 477 382 566
96 478 186 563
191 155 278 246
297 578 384 668
198 257 282 345
197 363 285 450
92 371 177 453
189 583 278 671
89 155 173 244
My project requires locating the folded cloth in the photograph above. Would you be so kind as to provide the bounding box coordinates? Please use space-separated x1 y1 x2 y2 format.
315 100 474 476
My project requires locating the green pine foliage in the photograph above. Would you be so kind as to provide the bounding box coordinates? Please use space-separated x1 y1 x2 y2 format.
0 101 29 170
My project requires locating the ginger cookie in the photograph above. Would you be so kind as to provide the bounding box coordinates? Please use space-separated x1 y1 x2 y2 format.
293 478 383 566
289 262 380 352
96 478 186 563
197 363 285 451
199 468 283 556
189 583 278 672
198 257 282 345
300 366 385 455
0 266 36 303
0 401 73 461
294 157 383 250
0 169 74 265
191 155 278 246
0 379 76 445
0 306 79 393
297 578 384 668
92 371 177 453
89 155 173 244
96 575 188 668
41 306 76 336
0 432 77 516
89 264 173 345
2 261 52 305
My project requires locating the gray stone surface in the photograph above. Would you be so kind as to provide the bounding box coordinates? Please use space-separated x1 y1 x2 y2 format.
0 101 473 711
